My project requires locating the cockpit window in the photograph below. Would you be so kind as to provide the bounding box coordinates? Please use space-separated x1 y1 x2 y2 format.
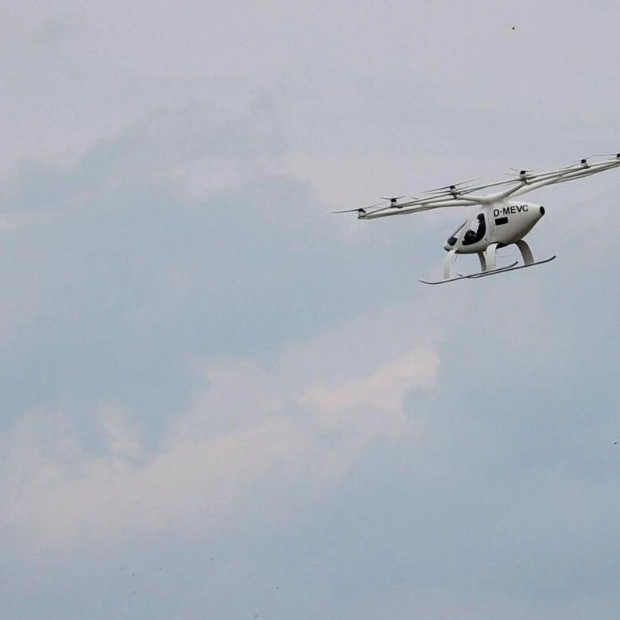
446 224 465 247
462 213 486 246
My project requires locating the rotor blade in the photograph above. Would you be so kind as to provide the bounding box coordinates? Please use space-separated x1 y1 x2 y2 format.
592 152 620 159
379 195 406 202
508 167 535 176
374 195 408 210
332 207 367 214
568 157 592 167
458 178 521 194
338 195 414 215
507 154 620 198
507 161 583 183
332 199 387 214
422 177 479 194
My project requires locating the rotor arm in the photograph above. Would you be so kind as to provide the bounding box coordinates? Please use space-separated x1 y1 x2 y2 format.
360 198 477 219
335 153 620 220
507 157 620 198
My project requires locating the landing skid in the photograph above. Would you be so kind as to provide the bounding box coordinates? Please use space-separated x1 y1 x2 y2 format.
466 255 556 279
418 256 555 285
418 262 518 285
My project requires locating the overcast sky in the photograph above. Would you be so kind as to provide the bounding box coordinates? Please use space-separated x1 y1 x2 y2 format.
1 1 620 619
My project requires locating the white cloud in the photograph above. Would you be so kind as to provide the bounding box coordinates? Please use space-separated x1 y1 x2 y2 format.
100 405 141 460
302 351 437 440
0 300 441 552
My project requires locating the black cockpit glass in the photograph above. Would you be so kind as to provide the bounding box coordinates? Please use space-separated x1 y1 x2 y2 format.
462 213 486 246
446 223 464 247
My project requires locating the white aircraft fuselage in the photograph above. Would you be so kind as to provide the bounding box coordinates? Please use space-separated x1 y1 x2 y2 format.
341 153 620 283
444 200 546 254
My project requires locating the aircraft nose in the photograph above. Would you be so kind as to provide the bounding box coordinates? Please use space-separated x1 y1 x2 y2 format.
444 236 457 251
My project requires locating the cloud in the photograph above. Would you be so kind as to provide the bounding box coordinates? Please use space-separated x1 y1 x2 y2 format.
0 101 313 433
0 300 441 552
0 94 454 449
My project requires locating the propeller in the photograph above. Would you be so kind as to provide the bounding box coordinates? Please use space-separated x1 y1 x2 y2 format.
332 199 387 214
422 178 479 195
333 195 411 214
571 157 590 168
458 178 519 193
332 207 369 214
591 152 620 159
508 168 536 181
565 155 611 168
508 162 577 182
380 195 406 208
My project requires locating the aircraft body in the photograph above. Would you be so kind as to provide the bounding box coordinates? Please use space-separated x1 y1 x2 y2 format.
336 154 620 284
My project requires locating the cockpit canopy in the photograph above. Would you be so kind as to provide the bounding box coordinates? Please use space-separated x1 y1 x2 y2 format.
445 211 487 249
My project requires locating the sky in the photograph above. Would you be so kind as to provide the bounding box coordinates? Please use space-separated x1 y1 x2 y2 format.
1 1 620 618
